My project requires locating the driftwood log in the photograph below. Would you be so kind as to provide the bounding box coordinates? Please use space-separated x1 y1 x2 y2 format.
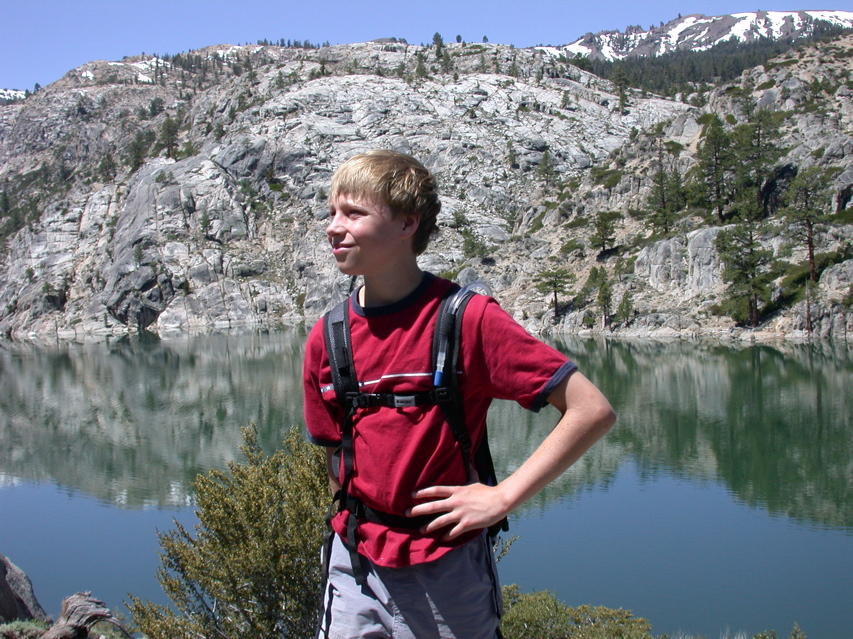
40 593 131 639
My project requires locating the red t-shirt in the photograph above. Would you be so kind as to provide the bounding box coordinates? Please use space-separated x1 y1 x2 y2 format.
303 274 575 567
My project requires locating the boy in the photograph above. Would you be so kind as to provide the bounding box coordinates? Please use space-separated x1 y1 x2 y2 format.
303 150 615 639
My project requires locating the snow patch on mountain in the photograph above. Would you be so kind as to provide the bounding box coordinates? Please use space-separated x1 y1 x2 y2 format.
0 88 26 102
555 10 853 61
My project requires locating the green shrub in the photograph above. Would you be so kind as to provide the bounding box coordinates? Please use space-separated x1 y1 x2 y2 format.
500 585 653 639
462 227 490 258
777 250 851 308
0 620 50 639
590 167 623 189
128 426 328 639
560 239 585 256
842 285 853 307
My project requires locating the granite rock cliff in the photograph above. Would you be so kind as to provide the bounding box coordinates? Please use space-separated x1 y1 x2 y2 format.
0 37 851 341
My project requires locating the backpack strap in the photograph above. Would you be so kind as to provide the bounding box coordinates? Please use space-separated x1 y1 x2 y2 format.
432 286 474 467
322 298 368 584
325 299 358 402
433 286 508 537
324 298 359 502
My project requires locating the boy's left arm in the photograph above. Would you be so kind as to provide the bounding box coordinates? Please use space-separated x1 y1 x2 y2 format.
409 370 616 540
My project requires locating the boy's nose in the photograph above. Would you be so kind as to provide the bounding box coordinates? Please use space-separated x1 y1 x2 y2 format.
326 211 343 237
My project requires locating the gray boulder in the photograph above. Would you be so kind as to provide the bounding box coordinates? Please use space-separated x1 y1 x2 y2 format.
0 553 51 624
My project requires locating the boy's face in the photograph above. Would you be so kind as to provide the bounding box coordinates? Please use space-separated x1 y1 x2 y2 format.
326 193 418 279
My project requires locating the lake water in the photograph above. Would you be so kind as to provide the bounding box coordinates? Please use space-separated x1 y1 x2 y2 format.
1 332 851 638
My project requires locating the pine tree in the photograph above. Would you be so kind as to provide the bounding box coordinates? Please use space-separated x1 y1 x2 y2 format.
715 220 773 326
694 114 734 223
97 153 117 181
149 97 165 118
610 64 629 113
646 135 684 235
160 116 180 159
615 290 633 324
432 32 444 60
415 53 428 78
534 268 576 320
126 130 153 171
590 211 621 252
732 99 786 219
538 149 556 185
666 164 687 214
781 166 836 282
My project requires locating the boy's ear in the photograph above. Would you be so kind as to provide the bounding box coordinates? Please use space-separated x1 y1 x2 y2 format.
400 212 420 237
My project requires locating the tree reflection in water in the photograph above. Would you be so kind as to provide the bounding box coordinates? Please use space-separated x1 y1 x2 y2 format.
1 333 850 530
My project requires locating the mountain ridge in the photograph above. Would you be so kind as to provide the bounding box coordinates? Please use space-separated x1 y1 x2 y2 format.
551 10 853 61
4 10 853 96
0 28 851 342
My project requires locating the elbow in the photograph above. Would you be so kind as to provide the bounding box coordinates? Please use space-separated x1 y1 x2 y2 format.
593 401 617 436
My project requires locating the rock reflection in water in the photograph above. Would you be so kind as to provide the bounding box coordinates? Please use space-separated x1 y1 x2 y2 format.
0 332 851 532
0 330 306 508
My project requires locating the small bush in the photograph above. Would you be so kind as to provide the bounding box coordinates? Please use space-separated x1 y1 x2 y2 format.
560 239 585 256
461 228 490 258
129 426 328 639
500 585 653 639
0 620 50 639
590 167 623 190
842 285 853 307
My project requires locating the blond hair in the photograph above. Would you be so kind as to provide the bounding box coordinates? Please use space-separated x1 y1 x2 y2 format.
330 150 440 255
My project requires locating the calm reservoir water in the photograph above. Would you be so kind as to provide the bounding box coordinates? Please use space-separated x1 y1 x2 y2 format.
1 332 851 638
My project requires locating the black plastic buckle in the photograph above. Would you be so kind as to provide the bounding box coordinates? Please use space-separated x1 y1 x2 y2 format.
434 387 452 403
344 392 369 409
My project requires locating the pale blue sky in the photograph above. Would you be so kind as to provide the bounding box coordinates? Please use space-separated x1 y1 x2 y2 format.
3 1 853 90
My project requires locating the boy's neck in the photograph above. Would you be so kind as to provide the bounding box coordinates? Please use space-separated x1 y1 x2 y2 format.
360 263 425 308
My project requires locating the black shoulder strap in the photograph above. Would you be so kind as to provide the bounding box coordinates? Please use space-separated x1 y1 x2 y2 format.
324 298 358 401
322 297 368 583
323 297 360 500
433 285 509 537
432 286 475 463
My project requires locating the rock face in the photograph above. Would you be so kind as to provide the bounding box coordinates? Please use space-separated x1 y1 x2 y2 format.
0 554 51 624
635 227 724 296
0 37 851 341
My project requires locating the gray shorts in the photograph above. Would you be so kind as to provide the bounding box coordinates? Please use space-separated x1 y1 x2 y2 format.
317 532 503 639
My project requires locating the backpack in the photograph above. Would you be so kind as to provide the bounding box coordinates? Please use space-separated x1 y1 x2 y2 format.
322 282 508 583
